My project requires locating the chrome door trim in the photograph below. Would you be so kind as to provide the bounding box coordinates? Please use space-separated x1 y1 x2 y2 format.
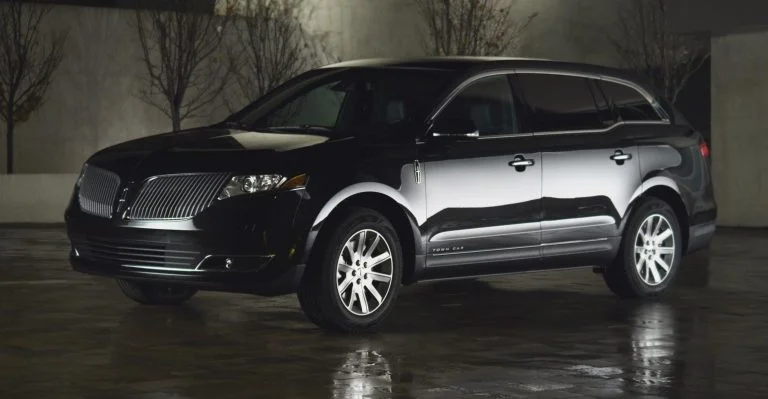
540 216 616 233
429 69 515 120
529 121 670 137
430 221 540 242
429 238 609 257
512 69 668 118
426 67 671 141
541 238 609 246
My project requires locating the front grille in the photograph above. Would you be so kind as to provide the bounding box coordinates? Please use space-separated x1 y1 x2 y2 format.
78 164 121 218
129 173 229 220
72 236 200 269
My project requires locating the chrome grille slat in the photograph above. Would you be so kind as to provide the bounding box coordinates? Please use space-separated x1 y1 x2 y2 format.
168 175 187 218
86 244 198 256
154 177 169 220
180 175 195 218
190 174 216 217
162 176 178 218
78 250 195 267
78 164 121 218
129 173 229 220
85 249 195 262
71 236 200 269
186 175 205 217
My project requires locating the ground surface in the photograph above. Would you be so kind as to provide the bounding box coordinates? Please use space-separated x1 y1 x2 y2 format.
1 227 767 398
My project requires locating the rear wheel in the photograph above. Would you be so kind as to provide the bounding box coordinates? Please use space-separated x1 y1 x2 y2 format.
604 198 683 298
298 207 402 333
116 279 197 305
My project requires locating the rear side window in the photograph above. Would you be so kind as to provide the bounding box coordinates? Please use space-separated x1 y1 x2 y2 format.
598 80 662 122
515 73 603 132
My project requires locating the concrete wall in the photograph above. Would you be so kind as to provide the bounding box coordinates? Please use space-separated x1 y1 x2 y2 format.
0 5 228 175
711 30 768 227
298 0 623 66
668 0 768 35
0 174 79 223
667 0 768 227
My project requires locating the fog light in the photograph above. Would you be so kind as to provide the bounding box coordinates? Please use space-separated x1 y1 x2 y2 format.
195 255 273 271
73 248 80 257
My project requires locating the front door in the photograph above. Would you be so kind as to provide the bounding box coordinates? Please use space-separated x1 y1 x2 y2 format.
420 74 543 278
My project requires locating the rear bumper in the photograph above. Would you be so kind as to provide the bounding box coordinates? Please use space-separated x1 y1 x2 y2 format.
687 221 716 254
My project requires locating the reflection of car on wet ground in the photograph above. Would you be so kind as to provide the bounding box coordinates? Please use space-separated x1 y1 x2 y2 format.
102 285 694 398
65 57 717 332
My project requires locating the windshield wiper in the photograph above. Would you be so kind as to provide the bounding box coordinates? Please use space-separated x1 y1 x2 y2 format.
267 125 334 134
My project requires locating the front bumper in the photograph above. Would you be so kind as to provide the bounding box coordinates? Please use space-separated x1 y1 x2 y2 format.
70 256 305 296
65 190 312 296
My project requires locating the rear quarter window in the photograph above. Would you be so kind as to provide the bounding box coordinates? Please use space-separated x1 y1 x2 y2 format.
598 80 663 122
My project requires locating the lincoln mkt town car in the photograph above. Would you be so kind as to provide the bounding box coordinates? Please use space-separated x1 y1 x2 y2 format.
65 57 717 332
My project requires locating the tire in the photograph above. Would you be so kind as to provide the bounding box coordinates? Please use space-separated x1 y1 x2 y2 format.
603 197 683 298
297 207 403 333
116 279 198 305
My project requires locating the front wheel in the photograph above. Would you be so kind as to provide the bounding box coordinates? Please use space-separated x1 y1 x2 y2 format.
603 198 683 298
298 207 402 333
116 279 198 305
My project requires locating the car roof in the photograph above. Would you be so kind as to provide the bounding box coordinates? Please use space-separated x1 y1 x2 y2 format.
323 56 656 96
323 56 550 70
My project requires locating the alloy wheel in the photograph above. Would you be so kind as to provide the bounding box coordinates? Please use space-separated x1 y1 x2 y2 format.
633 214 676 286
336 229 394 316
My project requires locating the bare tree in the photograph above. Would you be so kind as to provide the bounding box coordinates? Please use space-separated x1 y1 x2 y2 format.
0 1 66 174
608 0 709 104
413 0 537 57
227 0 331 109
134 0 232 131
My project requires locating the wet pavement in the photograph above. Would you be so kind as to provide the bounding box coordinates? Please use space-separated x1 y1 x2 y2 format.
1 227 768 398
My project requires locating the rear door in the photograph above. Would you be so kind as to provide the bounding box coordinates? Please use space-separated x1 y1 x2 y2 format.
512 71 648 266
420 73 543 277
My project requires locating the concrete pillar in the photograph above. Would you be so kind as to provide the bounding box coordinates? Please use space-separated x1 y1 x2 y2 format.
711 31 768 227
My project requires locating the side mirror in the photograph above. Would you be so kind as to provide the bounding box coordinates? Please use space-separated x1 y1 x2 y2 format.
429 118 479 139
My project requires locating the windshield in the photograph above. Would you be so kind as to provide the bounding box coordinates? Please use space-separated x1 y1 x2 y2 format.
224 67 452 139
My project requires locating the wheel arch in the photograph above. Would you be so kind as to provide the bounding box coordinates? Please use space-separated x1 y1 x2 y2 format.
622 180 690 252
301 187 425 285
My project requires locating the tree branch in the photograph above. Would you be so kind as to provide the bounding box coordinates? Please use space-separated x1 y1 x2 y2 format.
607 0 709 104
224 0 328 111
413 0 537 57
134 0 232 130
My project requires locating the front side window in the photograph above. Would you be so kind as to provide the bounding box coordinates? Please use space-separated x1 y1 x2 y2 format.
436 75 518 136
598 80 662 122
515 73 603 132
265 81 347 128
229 68 451 139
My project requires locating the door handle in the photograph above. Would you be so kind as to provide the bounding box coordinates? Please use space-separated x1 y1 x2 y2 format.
610 150 632 164
510 159 534 167
509 156 534 171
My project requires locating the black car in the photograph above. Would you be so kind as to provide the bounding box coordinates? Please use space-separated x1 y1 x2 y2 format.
66 57 717 332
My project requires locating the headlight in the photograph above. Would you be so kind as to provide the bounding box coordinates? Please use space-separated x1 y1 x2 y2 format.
217 174 307 200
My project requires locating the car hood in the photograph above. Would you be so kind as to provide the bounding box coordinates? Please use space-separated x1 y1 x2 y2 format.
86 127 340 181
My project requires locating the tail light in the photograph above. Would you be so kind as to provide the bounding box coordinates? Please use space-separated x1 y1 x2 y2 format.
699 140 710 158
